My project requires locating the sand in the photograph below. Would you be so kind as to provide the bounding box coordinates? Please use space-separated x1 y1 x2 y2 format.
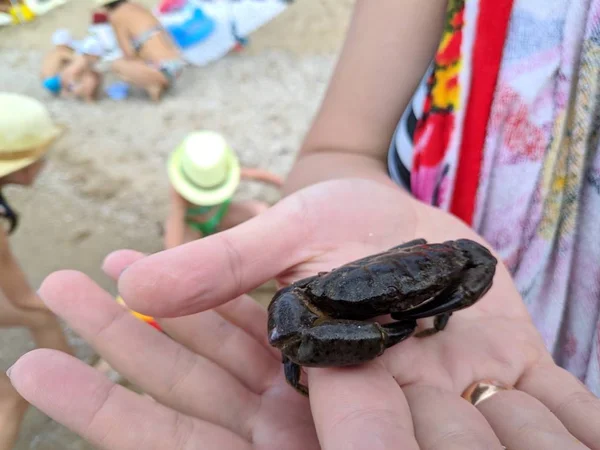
0 0 353 447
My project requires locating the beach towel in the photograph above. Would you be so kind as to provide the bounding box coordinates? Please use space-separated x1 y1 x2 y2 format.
406 0 600 394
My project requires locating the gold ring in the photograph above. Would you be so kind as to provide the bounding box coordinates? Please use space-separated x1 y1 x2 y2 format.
462 379 512 407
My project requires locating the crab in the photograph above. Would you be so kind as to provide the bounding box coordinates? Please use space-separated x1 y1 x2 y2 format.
267 238 497 396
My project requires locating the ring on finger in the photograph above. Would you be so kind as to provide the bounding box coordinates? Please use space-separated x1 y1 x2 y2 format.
462 379 513 407
463 380 512 449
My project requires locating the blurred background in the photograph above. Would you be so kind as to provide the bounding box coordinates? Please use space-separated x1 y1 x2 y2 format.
0 0 354 447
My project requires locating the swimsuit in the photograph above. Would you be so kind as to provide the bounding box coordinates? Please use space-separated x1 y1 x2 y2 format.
131 25 186 86
0 191 18 235
157 58 186 85
185 199 231 237
131 24 164 53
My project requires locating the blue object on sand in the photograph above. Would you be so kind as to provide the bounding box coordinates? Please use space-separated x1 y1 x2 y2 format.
42 75 62 95
105 81 130 100
167 6 216 49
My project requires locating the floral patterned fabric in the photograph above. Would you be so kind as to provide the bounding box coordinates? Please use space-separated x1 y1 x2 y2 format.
392 0 600 394
473 0 600 393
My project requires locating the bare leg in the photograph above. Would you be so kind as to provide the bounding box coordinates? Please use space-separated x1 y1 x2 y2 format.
0 298 73 448
0 374 28 450
71 71 103 103
0 295 73 355
217 200 269 232
111 58 168 101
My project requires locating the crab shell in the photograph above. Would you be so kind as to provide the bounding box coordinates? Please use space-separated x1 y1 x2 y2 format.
301 243 473 320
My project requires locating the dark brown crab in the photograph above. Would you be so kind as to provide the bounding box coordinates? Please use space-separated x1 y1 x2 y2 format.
267 238 497 396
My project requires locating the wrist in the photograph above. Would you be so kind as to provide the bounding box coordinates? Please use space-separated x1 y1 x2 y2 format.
282 149 396 196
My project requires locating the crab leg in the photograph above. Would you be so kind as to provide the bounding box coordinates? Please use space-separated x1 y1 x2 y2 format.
394 263 495 336
282 356 308 396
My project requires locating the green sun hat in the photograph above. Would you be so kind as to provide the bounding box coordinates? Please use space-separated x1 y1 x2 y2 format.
168 130 241 206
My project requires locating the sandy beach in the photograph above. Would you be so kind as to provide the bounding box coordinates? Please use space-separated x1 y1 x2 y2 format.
0 0 353 447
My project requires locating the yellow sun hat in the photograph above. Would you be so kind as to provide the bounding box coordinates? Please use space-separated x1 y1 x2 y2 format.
167 130 241 206
94 0 120 7
0 92 63 179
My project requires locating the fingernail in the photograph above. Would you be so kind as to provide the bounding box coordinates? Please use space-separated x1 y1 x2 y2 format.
6 365 13 378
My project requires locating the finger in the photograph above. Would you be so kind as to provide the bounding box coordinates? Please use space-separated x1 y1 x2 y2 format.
308 362 420 450
106 252 280 365
403 385 504 449
117 195 315 317
158 306 280 393
39 270 259 439
475 388 589 449
517 364 600 449
105 251 280 359
102 249 146 280
215 294 280 359
8 349 250 450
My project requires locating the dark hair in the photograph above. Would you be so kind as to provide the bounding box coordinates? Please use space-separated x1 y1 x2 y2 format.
0 191 18 235
104 0 127 11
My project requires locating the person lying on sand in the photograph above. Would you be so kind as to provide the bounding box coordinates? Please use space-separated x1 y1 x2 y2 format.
164 131 283 249
96 0 186 101
0 93 75 450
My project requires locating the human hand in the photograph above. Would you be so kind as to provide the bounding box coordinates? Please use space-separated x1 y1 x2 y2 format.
8 179 600 449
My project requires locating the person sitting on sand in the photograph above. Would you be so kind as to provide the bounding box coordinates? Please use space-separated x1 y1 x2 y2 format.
164 131 283 248
40 29 76 82
90 131 282 374
96 0 186 101
58 45 104 103
41 30 104 103
0 93 75 450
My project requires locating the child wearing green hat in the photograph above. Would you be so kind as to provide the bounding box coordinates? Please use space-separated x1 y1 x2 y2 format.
164 131 283 249
0 93 75 448
92 131 282 357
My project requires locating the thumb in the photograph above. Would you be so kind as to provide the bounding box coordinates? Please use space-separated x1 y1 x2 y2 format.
117 194 316 317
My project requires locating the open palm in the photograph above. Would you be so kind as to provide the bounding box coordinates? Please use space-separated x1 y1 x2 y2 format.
9 179 600 449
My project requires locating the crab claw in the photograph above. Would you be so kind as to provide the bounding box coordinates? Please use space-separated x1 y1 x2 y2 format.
267 288 320 348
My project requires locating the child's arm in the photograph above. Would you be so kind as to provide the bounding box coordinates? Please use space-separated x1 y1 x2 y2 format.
283 0 447 195
163 185 188 249
0 230 48 311
59 55 88 88
240 168 284 188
